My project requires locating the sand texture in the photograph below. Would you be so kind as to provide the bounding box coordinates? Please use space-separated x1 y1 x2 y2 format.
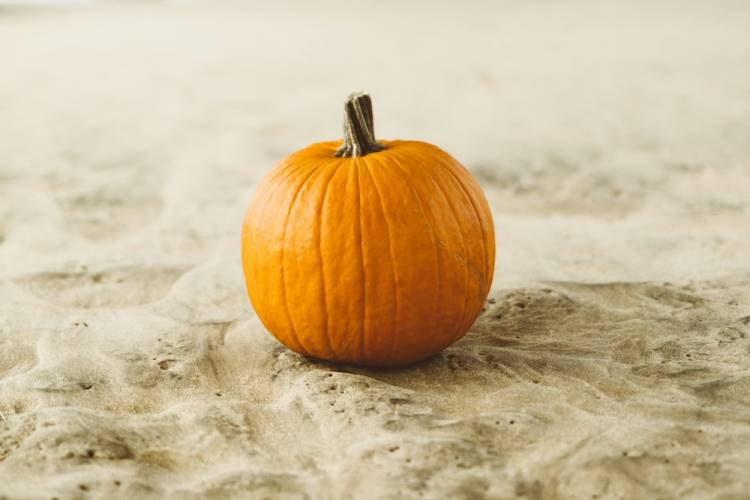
1 1 750 498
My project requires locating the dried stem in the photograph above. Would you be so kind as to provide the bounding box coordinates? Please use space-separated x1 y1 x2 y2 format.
335 92 384 157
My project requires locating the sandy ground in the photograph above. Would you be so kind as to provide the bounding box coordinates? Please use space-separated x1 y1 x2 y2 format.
1 1 750 498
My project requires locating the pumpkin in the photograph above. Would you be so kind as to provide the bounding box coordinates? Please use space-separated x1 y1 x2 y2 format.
241 92 495 367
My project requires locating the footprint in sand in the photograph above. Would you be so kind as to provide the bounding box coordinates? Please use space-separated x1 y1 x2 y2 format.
56 185 163 242
13 267 187 309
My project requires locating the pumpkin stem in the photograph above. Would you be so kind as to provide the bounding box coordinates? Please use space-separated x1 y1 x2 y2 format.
335 92 385 157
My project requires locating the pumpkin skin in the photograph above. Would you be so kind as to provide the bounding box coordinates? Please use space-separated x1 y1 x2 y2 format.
241 139 495 367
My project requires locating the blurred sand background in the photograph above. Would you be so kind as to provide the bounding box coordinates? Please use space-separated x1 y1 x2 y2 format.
1 1 750 498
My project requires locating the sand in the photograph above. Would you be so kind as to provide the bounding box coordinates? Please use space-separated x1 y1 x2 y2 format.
1 1 750 498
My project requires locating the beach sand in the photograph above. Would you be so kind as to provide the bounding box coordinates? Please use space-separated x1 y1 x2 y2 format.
1 1 749 498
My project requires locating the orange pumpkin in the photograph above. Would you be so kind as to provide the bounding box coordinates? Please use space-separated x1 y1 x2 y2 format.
241 92 495 367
